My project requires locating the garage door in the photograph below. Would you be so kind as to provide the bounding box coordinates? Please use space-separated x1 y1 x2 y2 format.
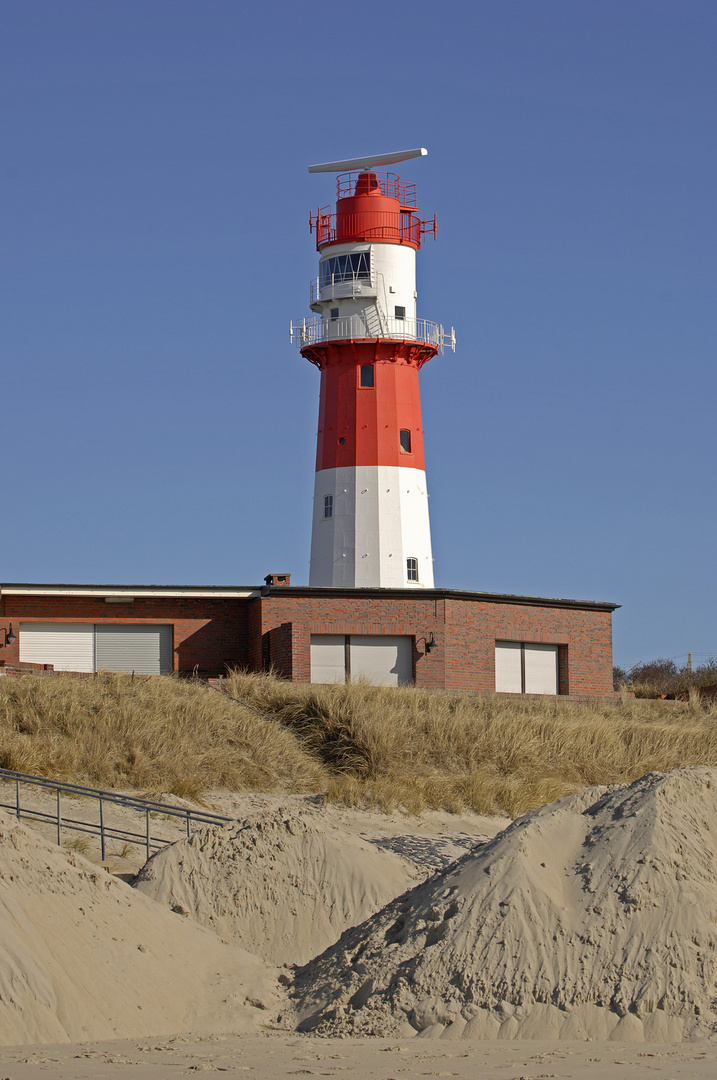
19 624 172 675
95 625 172 675
310 635 346 684
350 636 413 687
524 643 559 695
495 641 559 695
310 634 413 687
19 623 95 672
494 641 522 694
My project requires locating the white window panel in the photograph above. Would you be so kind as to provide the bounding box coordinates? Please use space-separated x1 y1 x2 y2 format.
310 635 346 684
19 623 95 673
495 641 523 694
349 635 412 687
524 643 558 695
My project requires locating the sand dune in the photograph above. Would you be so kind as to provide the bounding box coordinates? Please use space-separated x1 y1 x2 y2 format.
0 812 283 1045
5 767 717 1053
132 805 426 965
293 768 717 1042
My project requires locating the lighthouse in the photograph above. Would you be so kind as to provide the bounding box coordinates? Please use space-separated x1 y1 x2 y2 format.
291 148 454 589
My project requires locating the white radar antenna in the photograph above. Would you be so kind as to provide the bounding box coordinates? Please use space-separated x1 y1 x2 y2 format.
308 147 427 173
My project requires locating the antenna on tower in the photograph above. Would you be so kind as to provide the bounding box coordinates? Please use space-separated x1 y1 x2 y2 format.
308 148 428 174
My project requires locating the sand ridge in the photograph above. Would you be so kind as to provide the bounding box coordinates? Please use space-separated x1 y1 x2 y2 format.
292 768 717 1042
132 803 427 965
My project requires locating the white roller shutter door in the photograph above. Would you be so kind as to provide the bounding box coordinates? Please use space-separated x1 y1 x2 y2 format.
95 625 172 675
349 635 413 687
310 635 346 684
495 641 559 695
19 623 172 675
310 634 413 686
495 641 523 693
524 643 558 695
19 623 95 672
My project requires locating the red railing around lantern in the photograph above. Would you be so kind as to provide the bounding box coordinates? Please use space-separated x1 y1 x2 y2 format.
335 171 418 206
310 208 436 251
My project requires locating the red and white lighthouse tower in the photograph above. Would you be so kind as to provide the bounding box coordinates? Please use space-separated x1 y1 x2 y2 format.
292 148 454 589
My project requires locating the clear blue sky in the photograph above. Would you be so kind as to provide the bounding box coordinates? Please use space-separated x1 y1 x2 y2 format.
2 1 715 669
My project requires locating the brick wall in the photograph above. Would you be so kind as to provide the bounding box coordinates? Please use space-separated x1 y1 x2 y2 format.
443 597 614 696
252 591 446 688
1 588 616 696
252 589 616 696
0 595 252 678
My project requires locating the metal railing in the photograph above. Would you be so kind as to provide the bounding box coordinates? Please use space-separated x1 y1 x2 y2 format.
290 314 455 353
313 210 423 249
335 171 418 205
310 274 378 304
0 767 232 864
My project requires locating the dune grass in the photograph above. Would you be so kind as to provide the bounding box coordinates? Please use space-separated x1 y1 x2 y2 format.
2 670 717 816
0 671 326 799
224 672 717 816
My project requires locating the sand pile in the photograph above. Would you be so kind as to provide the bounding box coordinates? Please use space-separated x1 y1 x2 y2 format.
132 805 425 966
0 811 283 1046
293 767 717 1042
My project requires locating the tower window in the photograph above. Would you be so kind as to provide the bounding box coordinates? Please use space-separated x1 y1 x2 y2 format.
394 305 405 320
399 429 412 453
330 308 339 321
324 495 333 519
360 365 374 387
320 251 371 287
406 558 419 582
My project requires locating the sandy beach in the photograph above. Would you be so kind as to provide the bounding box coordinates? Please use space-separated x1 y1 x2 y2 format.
3 770 717 1077
5 1032 717 1080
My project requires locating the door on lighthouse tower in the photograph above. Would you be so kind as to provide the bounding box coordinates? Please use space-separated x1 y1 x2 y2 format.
310 634 413 687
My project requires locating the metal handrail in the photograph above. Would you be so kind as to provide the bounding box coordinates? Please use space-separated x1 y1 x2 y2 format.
0 767 232 864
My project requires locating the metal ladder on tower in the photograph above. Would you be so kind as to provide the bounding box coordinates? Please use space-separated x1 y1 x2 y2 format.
363 299 389 338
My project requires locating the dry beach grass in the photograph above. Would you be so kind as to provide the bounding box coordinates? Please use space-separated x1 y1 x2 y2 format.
3 670 717 816
0 671 325 797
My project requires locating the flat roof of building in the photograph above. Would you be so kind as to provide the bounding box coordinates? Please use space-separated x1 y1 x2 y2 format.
0 583 261 599
262 584 619 611
0 582 619 611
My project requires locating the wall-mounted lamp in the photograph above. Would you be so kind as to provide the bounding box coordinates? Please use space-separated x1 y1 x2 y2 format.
417 633 436 655
1 624 16 648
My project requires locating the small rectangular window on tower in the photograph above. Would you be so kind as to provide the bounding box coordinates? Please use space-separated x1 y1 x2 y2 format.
400 429 412 453
360 365 374 387
324 495 333 519
330 308 339 321
406 558 419 582
394 305 406 320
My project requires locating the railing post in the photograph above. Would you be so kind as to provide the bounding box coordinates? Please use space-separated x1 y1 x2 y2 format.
57 787 62 846
99 796 106 862
186 810 191 838
15 777 20 820
145 809 151 862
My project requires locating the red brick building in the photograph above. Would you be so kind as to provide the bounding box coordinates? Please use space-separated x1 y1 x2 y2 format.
0 578 618 697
